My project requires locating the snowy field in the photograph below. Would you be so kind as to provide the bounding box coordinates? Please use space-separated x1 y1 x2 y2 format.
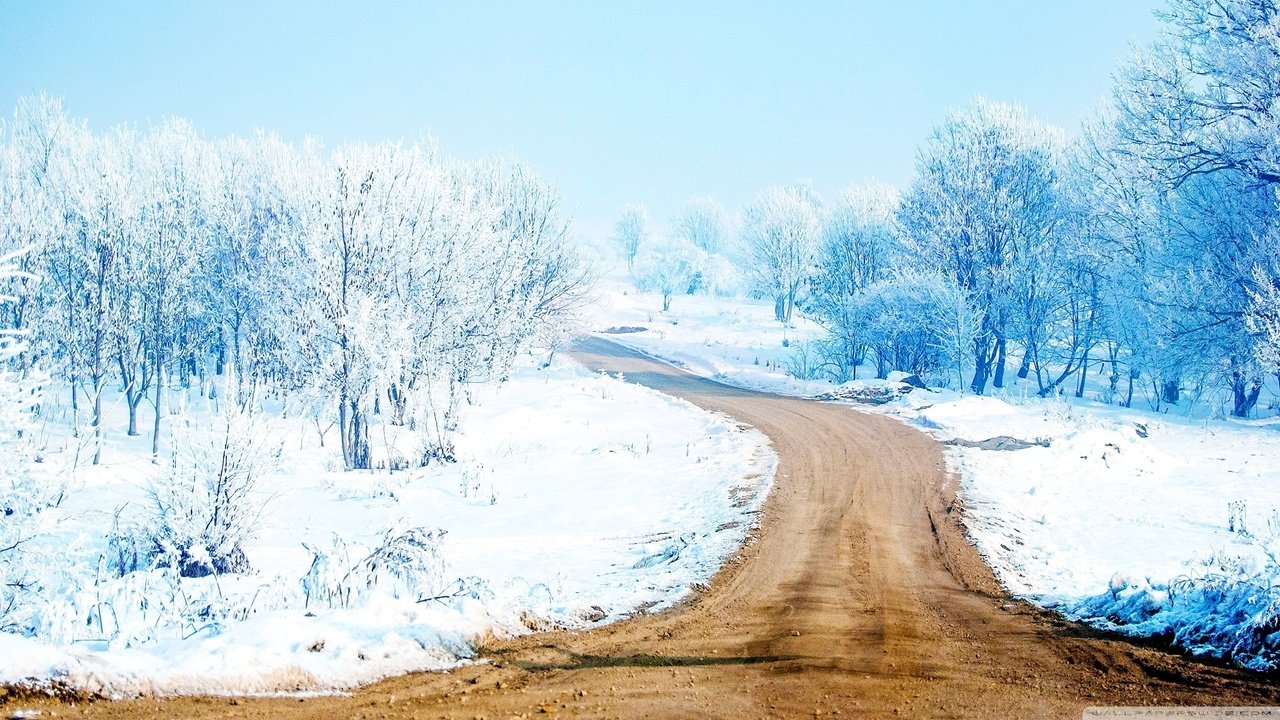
593 282 1280 669
588 277 831 397
0 356 775 696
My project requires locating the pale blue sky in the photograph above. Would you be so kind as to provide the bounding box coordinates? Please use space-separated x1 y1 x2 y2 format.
1 2 1159 237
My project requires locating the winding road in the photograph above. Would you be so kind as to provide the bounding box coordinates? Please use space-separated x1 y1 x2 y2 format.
9 337 1280 718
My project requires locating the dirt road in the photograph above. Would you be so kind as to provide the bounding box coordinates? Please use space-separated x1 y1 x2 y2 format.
7 337 1279 718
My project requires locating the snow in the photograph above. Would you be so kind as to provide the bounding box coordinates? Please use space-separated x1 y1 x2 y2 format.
898 394 1280 668
0 355 775 696
592 280 1280 669
586 277 832 397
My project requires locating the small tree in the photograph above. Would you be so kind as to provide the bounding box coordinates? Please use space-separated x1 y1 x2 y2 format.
671 197 729 255
633 238 705 311
613 204 649 271
741 184 821 323
809 182 900 378
852 271 976 382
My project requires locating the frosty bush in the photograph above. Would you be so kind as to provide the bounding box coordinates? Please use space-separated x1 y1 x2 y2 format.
302 526 448 609
1067 514 1280 671
784 340 824 381
1068 554 1280 670
851 272 972 381
362 527 449 600
0 455 52 633
118 407 280 579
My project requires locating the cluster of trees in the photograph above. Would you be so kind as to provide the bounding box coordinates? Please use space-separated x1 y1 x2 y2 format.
613 198 740 311
613 0 1280 417
0 96 586 470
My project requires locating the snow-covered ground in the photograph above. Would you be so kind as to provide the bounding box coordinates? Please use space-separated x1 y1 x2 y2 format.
902 393 1280 669
592 279 1280 669
588 277 831 396
0 356 775 696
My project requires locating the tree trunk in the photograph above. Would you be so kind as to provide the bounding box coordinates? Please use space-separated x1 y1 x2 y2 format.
232 315 243 405
1232 371 1262 418
92 378 102 466
339 393 372 471
1075 355 1089 399
127 398 138 436
354 404 370 469
70 373 79 439
339 396 350 469
969 335 992 395
774 296 786 323
152 363 163 458
992 335 1007 389
662 292 672 312
1161 379 1180 404
1016 353 1031 380
216 325 226 376
388 382 409 427
345 399 370 470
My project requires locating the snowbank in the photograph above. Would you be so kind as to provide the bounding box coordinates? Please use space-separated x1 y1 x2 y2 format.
892 393 1280 669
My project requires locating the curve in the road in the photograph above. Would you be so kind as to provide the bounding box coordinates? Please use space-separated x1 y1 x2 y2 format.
12 336 1280 719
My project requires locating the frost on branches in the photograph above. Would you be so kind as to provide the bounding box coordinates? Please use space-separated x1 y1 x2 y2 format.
0 97 588 473
0 248 54 633
133 408 279 579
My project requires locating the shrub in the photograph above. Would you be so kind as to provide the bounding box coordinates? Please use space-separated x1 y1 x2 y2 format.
117 407 279 579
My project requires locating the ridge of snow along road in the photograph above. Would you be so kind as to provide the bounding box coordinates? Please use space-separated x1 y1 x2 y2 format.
592 282 1280 671
0 356 776 697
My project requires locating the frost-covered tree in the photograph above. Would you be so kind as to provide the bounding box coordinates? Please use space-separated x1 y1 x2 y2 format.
899 99 1069 395
283 144 586 470
633 237 705 311
1112 0 1280 190
414 157 585 458
1092 0 1280 415
287 142 421 470
847 270 978 383
808 182 899 378
671 197 729 255
613 204 649 271
741 184 821 323
1076 115 1179 408
202 133 301 405
0 97 63 347
54 126 139 462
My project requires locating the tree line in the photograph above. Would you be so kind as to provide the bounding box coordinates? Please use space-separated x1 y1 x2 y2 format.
0 97 587 469
615 0 1280 418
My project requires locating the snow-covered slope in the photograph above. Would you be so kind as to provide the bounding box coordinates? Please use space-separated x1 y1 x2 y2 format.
0 356 775 696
